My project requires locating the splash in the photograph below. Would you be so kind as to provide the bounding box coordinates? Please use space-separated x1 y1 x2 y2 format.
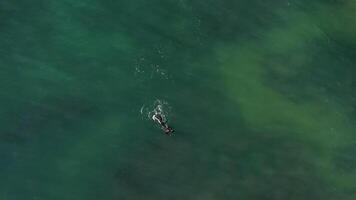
140 99 172 123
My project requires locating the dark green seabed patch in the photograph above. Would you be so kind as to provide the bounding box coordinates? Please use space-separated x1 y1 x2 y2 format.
0 0 355 200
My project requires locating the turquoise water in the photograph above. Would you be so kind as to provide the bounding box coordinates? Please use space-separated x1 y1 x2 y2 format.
1 0 356 199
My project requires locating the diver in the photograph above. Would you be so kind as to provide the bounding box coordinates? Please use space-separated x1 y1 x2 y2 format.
152 113 174 135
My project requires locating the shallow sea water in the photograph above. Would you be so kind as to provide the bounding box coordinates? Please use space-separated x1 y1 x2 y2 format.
1 0 356 199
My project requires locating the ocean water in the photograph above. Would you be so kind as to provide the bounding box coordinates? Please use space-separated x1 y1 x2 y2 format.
1 0 356 199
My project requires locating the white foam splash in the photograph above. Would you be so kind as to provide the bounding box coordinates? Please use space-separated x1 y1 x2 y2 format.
140 99 171 122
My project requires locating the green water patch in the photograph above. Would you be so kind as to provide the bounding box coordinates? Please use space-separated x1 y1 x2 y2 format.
1 115 129 200
217 1 356 198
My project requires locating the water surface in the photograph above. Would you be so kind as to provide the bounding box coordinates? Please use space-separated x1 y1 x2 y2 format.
1 0 356 199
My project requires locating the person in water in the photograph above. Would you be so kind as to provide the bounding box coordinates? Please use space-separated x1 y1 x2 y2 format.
152 113 174 134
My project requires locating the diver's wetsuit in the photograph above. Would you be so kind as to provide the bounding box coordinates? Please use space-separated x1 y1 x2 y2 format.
152 114 174 134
